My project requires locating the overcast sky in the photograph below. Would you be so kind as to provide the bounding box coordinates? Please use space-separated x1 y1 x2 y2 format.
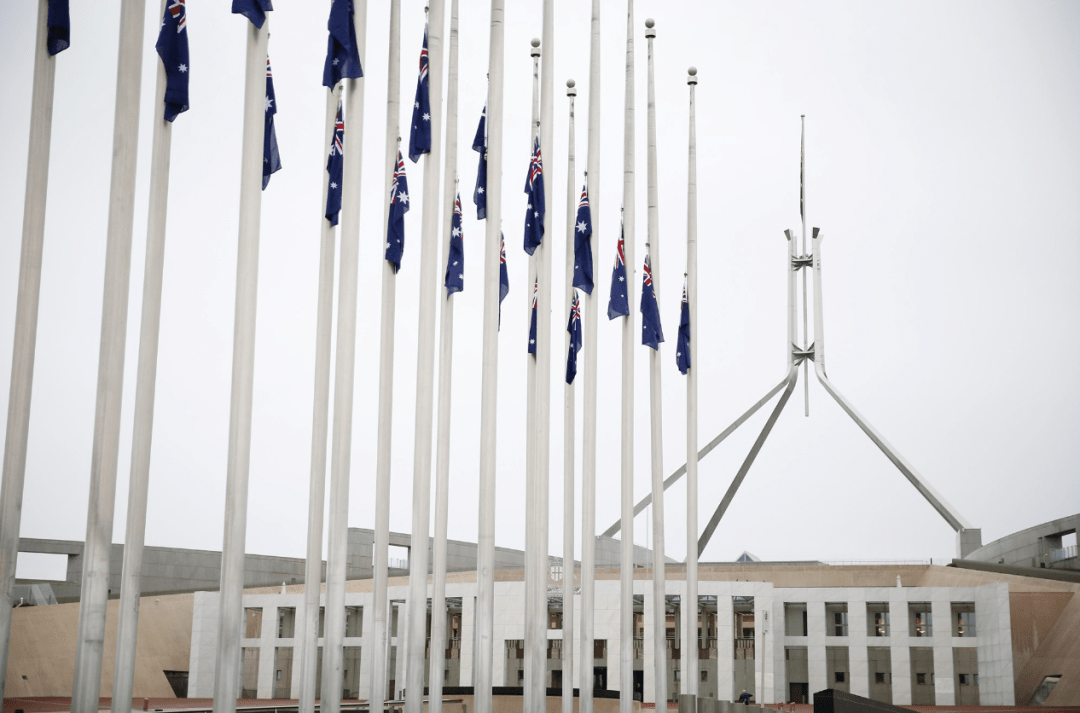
2 1 1079 581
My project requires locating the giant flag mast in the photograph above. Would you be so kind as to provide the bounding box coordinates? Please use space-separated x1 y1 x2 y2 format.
0 0 68 700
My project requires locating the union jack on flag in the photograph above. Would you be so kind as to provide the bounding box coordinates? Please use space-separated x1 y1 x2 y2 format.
444 191 465 296
409 26 432 162
572 182 594 294
325 101 345 226
607 223 630 320
522 136 546 255
156 0 189 122
566 291 582 384
385 149 410 272
262 55 282 189
640 252 664 350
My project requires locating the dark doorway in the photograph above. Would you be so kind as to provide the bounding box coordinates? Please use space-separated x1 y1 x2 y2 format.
634 671 644 700
552 670 563 690
594 666 608 691
163 670 188 698
789 682 808 704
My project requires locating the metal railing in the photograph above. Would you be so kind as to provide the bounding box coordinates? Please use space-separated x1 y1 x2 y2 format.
1050 545 1077 562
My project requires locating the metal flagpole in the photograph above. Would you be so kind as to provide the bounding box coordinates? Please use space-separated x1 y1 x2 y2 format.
322 1 368 710
524 38 541 713
475 3 505 712
683 66 699 703
581 3 601 713
0 1 59 699
405 0 444 708
801 116 808 416
111 1 174 707
429 3 459 711
297 82 342 713
534 0 555 706
368 1 399 709
618 4 636 713
561 78 577 713
70 0 145 710
212 15 269 713
643 18 668 712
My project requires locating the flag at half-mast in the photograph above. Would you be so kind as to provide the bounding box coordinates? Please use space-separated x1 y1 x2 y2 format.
325 101 344 226
232 0 272 28
640 252 664 350
385 149 410 272
409 24 431 163
522 135 545 255
445 191 465 296
572 181 594 294
566 291 582 384
156 0 190 122
676 277 690 374
527 279 538 355
472 103 488 220
323 0 362 88
262 55 282 190
607 223 630 319
498 233 509 328
47 0 70 55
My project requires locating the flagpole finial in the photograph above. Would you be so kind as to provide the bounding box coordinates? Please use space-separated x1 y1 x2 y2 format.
645 18 656 38
688 67 698 85
531 38 541 57
567 79 576 97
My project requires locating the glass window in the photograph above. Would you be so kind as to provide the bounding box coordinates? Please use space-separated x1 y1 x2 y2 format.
867 603 890 637
875 672 886 684
952 603 976 637
835 672 846 683
826 603 848 636
916 673 926 685
909 603 933 637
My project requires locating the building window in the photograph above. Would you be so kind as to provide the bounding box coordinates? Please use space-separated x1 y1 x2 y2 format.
674 670 681 682
959 674 969 685
867 603 890 637
826 603 848 636
518 670 524 683
973 674 979 686
701 671 708 682
244 608 263 639
952 603 976 637
909 603 933 637
916 673 926 685
835 672 846 683
784 603 808 637
875 672 886 684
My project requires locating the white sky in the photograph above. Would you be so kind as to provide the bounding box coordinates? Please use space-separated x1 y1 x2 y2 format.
2 1 1079 579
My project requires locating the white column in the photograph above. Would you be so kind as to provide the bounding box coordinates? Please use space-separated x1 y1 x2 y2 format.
847 593 870 699
0 0 58 703
405 0 444 709
71 1 145 711
369 1 399 710
475 3 506 712
322 2 368 711
806 600 827 702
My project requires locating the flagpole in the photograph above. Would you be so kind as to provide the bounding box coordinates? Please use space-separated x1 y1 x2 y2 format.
581 4 601 713
618 4 636 713
70 1 146 710
111 2 174 707
0 1 59 699
405 0 444 709
211 15 268 713
522 34 540 713
368 1 398 709
683 66 699 703
475 2 505 711
801 116 809 416
534 0 555 706
561 78 577 713
321 1 368 711
643 18 668 712
297 81 342 713
428 2 459 711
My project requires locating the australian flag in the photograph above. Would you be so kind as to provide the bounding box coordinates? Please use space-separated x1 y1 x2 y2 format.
498 233 509 328
566 291 582 385
409 26 432 163
472 104 488 220
232 0 272 28
676 278 691 374
262 56 282 190
445 192 465 296
155 0 189 122
522 136 545 255
325 102 344 226
640 253 664 350
323 0 363 88
573 183 594 294
47 0 70 55
608 224 630 319
385 150 410 272
528 280 538 355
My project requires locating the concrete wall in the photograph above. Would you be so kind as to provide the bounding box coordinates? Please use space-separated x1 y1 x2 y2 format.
964 513 1079 570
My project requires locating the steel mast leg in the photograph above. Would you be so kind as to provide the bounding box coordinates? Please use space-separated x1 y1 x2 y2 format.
697 363 800 556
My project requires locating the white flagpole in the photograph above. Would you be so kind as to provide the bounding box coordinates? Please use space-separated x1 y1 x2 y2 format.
0 1 59 699
683 66 699 703
561 78 577 713
534 0 555 705
475 2 505 711
71 1 146 710
297 79 342 713
581 3 601 713
405 0 445 708
524 37 541 713
429 2 459 709
801 116 809 416
618 4 636 713
111 1 174 708
322 1 368 711
212 15 268 713
368 1 399 709
644 18 668 712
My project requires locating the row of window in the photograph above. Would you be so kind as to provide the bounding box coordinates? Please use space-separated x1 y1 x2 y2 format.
783 602 976 638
